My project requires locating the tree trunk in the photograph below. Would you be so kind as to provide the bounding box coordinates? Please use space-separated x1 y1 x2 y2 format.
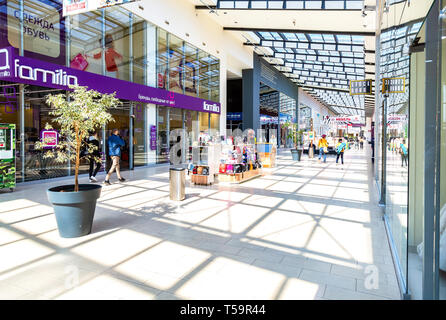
75 124 80 192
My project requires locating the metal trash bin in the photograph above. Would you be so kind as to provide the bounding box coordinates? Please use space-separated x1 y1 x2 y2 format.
169 167 185 201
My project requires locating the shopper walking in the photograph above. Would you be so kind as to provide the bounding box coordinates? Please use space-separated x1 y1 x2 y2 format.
88 131 102 182
318 134 328 163
336 138 346 166
360 137 364 150
400 139 408 167
309 140 316 159
104 129 126 185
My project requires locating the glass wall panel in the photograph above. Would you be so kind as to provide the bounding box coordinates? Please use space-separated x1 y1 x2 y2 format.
199 111 209 133
184 43 199 97
169 107 183 164
379 0 435 298
168 34 184 94
24 87 68 182
133 103 147 167
198 51 210 100
104 6 130 81
279 92 296 148
0 83 22 181
209 55 220 102
5 0 65 65
69 11 103 75
132 18 146 85
157 29 168 90
156 106 169 163
210 113 220 134
440 0 446 299
185 110 198 161
105 102 130 171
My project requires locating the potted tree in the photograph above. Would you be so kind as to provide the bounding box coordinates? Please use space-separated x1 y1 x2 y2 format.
36 85 121 238
285 122 303 161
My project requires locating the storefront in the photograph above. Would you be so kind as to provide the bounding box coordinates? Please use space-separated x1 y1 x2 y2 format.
0 0 221 182
376 0 446 299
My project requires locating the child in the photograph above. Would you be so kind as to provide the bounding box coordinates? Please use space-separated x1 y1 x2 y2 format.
336 138 346 166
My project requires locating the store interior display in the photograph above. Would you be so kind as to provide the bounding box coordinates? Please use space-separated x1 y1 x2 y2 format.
189 134 222 185
218 138 263 183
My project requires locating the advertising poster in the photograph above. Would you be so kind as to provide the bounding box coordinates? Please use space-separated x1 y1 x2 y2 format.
40 130 59 149
0 0 66 65
63 0 139 16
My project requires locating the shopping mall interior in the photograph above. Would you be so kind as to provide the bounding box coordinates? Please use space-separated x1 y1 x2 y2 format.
0 0 445 301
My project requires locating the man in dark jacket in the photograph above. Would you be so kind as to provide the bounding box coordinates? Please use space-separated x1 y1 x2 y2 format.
104 129 125 185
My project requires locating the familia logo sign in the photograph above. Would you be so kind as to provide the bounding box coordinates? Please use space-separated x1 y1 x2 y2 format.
203 101 220 113
0 48 78 87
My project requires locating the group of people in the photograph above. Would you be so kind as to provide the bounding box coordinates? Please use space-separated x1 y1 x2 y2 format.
315 134 347 166
84 129 126 185
352 136 365 150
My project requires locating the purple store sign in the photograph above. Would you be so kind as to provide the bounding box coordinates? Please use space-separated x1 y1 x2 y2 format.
40 129 58 149
150 125 157 151
0 46 220 114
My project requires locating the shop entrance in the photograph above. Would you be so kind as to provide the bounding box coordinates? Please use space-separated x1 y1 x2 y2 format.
105 102 131 172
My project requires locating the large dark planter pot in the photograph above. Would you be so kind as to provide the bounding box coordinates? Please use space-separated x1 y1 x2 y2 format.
291 149 298 160
291 149 302 161
47 184 102 238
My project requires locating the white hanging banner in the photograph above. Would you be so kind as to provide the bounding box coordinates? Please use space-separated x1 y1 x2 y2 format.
63 0 139 16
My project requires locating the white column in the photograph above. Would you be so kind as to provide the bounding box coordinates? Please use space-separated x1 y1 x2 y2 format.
145 22 157 164
219 56 227 137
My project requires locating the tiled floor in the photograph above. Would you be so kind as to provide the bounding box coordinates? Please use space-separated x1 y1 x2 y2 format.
0 147 401 300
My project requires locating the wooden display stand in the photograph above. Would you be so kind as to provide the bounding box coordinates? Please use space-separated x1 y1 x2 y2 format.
218 169 261 184
218 172 244 183
191 174 213 185
190 144 220 185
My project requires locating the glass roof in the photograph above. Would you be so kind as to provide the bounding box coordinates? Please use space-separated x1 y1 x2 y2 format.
253 31 368 115
217 0 364 10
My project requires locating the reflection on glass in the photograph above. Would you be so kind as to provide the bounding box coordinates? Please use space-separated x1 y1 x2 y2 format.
0 83 22 181
169 34 184 94
209 55 220 102
279 92 296 148
6 0 63 64
199 51 210 100
184 44 199 96
133 103 146 167
133 18 146 85
70 11 103 75
104 6 130 81
185 110 198 161
169 108 183 164
157 29 168 90
24 87 68 182
260 82 279 144
199 112 209 133
105 104 130 171
440 1 446 299
157 106 169 163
